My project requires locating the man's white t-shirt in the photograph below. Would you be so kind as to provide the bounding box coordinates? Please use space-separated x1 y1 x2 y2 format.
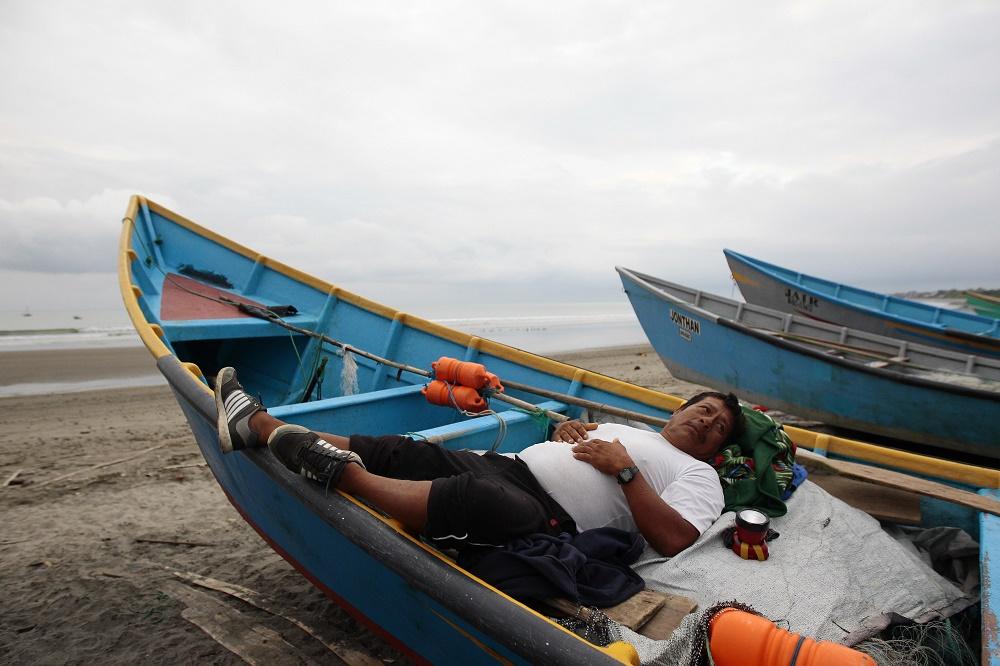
517 423 724 535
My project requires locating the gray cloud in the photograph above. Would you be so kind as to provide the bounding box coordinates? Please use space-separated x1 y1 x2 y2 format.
1 1 998 313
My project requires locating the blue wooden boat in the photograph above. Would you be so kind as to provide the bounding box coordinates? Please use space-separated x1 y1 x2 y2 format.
120 196 1000 663
617 266 1000 458
724 249 1000 359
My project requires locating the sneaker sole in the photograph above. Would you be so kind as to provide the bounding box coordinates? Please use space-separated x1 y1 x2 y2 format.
215 367 236 454
266 423 313 447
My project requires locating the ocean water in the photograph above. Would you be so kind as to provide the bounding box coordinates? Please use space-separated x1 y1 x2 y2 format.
0 308 140 351
0 302 646 396
0 302 646 354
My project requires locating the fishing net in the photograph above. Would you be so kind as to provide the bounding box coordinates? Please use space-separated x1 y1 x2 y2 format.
340 349 359 396
616 480 978 665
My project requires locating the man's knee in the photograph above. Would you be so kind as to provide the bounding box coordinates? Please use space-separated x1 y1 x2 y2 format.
425 474 548 547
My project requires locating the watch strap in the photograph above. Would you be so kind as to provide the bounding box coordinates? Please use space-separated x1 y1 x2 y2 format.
616 465 640 484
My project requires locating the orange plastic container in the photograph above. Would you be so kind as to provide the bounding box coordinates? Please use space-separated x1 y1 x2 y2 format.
422 380 488 412
432 357 503 391
709 608 875 666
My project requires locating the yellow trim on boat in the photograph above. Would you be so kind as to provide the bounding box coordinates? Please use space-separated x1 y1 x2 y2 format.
122 194 639 662
140 195 684 411
887 320 998 353
427 610 514 664
337 489 639 664
120 194 999 663
122 196 1000 490
785 423 999 488
729 270 759 288
118 197 170 360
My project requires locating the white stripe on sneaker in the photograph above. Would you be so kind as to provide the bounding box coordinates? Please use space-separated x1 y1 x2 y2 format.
224 392 250 413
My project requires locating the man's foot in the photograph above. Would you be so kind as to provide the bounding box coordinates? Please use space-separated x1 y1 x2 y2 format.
267 424 365 487
214 367 264 453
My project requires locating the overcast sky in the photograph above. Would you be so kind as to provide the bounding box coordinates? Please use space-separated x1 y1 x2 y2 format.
1 1 998 314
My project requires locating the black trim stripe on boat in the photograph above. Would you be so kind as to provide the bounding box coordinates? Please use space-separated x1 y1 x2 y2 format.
154 354 622 665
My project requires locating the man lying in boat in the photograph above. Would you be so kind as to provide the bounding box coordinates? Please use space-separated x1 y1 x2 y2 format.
215 367 744 557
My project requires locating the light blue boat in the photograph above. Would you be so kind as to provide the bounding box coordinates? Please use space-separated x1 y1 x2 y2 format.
617 266 1000 457
119 196 1000 664
725 249 1000 359
618 265 1000 662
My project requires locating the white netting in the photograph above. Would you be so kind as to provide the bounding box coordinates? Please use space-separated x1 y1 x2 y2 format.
620 480 976 665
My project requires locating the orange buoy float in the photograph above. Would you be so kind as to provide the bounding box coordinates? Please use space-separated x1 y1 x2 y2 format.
432 357 504 391
709 609 875 666
422 380 488 412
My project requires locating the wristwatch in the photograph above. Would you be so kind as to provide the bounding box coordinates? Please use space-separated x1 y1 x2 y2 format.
616 465 640 485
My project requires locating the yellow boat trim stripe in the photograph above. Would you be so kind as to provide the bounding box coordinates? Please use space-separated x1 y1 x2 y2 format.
120 196 1000 488
887 320 998 353
729 270 760 288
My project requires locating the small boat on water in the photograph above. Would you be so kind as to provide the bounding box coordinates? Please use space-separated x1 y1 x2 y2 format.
724 250 1000 358
966 291 1000 319
120 196 1000 664
617 266 1000 458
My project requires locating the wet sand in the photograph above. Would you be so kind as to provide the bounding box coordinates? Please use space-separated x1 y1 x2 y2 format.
0 344 710 664
0 345 155 385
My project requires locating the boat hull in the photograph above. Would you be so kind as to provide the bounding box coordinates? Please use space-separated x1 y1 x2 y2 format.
618 268 1000 459
725 250 1000 358
119 195 1000 663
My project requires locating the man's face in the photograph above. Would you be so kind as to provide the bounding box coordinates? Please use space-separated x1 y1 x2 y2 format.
661 397 736 460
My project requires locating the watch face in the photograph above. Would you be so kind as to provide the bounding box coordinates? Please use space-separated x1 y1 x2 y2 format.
617 466 637 484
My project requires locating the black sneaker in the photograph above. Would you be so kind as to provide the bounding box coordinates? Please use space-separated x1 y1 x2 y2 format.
214 367 264 453
267 424 365 487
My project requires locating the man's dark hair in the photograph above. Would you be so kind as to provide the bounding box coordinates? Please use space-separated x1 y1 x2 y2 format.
677 391 745 444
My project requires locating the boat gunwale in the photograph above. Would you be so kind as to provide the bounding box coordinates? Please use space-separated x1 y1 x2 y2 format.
132 197 687 414
724 249 1000 337
154 353 625 665
120 196 642 664
118 196 1000 497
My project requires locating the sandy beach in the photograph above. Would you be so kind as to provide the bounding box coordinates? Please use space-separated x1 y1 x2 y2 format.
0 344 715 664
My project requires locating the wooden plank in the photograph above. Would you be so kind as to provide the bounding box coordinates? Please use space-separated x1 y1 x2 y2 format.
638 594 698 641
797 448 1000 517
32 442 169 488
544 589 697 634
809 473 921 524
174 571 381 666
603 589 666 630
160 581 322 666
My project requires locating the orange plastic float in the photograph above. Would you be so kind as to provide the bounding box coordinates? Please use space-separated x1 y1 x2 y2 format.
432 357 504 391
422 379 488 412
709 608 875 666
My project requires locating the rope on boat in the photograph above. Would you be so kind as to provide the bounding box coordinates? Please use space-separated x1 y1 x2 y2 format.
125 223 661 429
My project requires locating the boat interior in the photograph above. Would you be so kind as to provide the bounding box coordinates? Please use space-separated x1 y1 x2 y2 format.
122 199 1000 664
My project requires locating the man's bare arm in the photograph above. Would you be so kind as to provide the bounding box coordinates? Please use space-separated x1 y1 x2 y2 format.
619 474 699 556
571 437 700 556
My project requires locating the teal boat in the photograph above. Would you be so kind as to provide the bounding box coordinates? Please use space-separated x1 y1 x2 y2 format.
120 197 1000 664
725 250 1000 359
966 291 1000 319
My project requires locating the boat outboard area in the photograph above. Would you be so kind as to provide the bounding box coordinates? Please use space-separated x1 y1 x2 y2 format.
120 197 1000 665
